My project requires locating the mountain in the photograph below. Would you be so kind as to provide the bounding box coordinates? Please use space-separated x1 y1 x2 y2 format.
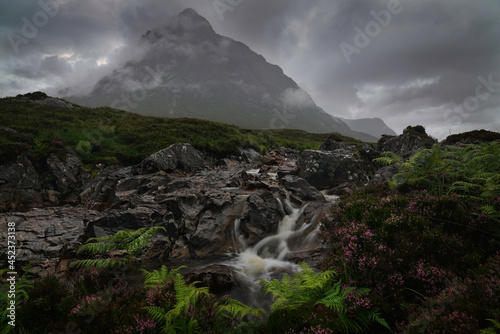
340 117 397 139
66 8 377 143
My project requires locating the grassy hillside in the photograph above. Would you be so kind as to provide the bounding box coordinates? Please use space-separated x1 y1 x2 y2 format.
0 93 366 167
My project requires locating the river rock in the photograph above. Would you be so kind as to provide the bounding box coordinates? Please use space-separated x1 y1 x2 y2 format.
280 174 325 201
185 264 238 293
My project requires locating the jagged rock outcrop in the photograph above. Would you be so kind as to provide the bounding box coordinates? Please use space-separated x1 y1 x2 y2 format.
134 143 206 174
46 153 90 202
0 207 101 277
0 155 42 212
377 125 436 160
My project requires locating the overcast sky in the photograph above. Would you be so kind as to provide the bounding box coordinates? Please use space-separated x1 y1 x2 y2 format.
1 0 499 139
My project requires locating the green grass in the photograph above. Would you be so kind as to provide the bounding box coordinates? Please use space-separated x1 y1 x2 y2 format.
0 94 362 167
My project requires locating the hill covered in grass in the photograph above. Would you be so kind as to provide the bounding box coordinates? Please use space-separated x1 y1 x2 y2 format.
0 92 365 168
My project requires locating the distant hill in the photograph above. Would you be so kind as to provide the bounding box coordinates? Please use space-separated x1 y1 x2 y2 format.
340 117 397 139
66 8 377 143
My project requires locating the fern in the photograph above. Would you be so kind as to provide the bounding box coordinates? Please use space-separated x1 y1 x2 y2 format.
373 151 402 166
143 267 210 334
215 298 264 320
259 262 336 311
71 226 166 270
260 262 390 333
480 319 500 334
0 264 33 334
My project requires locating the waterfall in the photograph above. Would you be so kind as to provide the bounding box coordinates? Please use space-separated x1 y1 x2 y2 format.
225 197 316 307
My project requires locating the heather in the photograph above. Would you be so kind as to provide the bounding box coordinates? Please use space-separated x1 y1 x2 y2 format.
321 142 500 332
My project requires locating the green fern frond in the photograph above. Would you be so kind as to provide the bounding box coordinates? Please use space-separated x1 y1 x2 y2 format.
69 258 125 269
216 298 264 320
76 240 117 255
141 265 185 288
128 226 166 254
373 152 402 166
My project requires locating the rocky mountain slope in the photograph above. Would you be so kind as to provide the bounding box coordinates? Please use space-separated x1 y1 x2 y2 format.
341 117 397 138
66 8 377 142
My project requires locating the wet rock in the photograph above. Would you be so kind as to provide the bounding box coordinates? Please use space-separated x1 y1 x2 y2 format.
134 143 206 174
46 154 90 202
0 206 101 277
326 182 355 196
87 206 170 238
377 125 436 160
239 190 283 246
79 166 132 211
238 147 262 163
185 264 238 293
280 175 325 201
0 155 42 212
297 149 372 190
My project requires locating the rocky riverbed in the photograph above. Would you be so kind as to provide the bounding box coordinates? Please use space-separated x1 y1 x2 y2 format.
0 127 436 293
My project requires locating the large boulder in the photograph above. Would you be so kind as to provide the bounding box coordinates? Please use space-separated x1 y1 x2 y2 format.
134 143 206 174
0 206 101 277
0 155 42 212
377 125 436 160
238 190 284 247
280 175 325 201
297 148 373 190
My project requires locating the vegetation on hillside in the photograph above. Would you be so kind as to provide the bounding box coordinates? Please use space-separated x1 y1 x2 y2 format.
321 141 499 332
0 93 359 168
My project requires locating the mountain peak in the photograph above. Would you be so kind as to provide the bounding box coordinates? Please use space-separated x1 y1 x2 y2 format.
179 8 200 18
142 8 215 43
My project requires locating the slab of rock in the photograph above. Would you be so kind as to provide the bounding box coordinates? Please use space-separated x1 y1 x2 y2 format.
0 206 101 277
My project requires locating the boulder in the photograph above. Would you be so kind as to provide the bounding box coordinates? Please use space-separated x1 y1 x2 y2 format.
297 149 372 190
238 147 262 163
238 190 283 246
0 155 42 212
377 125 436 160
134 143 206 174
280 175 325 201
0 206 101 277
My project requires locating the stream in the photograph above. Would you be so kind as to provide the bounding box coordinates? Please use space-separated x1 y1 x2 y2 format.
223 193 338 307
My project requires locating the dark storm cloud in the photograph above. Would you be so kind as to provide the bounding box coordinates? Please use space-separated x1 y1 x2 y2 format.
0 0 498 139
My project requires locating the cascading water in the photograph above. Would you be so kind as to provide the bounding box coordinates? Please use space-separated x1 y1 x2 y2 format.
225 195 332 307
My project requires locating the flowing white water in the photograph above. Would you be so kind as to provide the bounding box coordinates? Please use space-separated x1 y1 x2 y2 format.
226 197 320 307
